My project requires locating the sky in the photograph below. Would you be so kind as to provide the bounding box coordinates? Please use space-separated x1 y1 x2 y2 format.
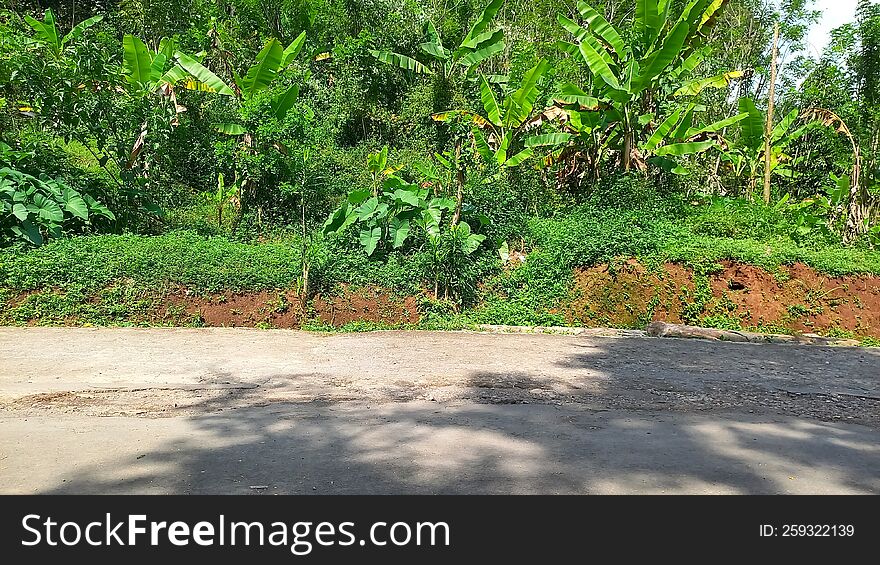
804 0 860 57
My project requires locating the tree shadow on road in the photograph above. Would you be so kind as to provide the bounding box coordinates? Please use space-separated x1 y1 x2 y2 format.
29 336 880 495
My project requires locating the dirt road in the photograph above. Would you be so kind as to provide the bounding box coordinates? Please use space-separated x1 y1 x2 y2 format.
1 327 878 494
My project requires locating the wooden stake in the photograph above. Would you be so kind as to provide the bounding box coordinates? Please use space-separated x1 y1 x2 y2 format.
763 22 779 204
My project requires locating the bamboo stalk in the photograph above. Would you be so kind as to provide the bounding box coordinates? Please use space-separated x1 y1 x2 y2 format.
763 22 780 204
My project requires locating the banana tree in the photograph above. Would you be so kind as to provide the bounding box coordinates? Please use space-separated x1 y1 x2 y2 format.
207 33 308 218
430 59 549 222
122 35 234 152
120 33 235 202
210 31 307 135
122 36 234 98
24 8 103 59
368 0 506 80
552 0 742 172
720 97 809 193
434 59 550 168
798 108 872 242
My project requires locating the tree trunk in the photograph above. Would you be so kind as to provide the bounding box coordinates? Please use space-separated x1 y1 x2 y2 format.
452 138 464 225
844 145 867 242
763 22 780 204
301 195 309 300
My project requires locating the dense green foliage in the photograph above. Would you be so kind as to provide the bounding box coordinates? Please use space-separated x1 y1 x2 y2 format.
1 0 878 332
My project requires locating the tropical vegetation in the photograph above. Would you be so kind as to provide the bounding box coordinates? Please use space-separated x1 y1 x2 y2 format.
1 0 879 336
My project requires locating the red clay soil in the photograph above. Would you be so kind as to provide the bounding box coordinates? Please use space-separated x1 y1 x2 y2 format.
163 285 418 328
563 260 880 338
163 289 302 328
312 286 419 326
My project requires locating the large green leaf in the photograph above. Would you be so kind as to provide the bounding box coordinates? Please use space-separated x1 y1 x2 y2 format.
555 40 580 57
11 220 43 245
654 140 715 156
31 193 64 223
61 15 103 47
649 155 689 174
472 128 495 162
494 130 512 165
569 109 604 131
633 19 689 92
559 14 616 71
557 14 589 42
525 133 573 147
281 31 307 68
577 2 627 60
421 208 441 236
12 202 28 221
390 217 410 248
780 123 810 148
621 58 640 92
158 37 176 60
463 233 486 255
323 204 350 234
671 106 696 139
175 52 235 96
503 149 533 167
737 97 764 150
679 0 712 29
393 188 420 207
420 20 447 59
643 108 683 151
122 35 153 86
359 226 381 256
461 0 504 48
271 84 300 120
457 30 504 68
555 83 600 108
213 123 247 135
357 196 380 220
369 50 432 74
239 38 284 99
433 197 456 211
150 52 168 83
671 46 710 78
479 75 502 126
635 0 660 46
425 19 443 47
504 59 550 128
83 194 116 221
684 112 748 138
347 189 371 206
700 0 729 28
24 9 59 51
771 109 799 144
420 42 448 60
673 70 743 96
563 16 619 90
64 196 89 220
656 0 672 44
160 65 188 85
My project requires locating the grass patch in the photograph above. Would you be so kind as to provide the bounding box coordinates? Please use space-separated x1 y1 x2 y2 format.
1 193 878 331
484 199 880 324
0 231 304 293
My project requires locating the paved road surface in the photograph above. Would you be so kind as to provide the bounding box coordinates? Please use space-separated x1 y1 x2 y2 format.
1 328 878 494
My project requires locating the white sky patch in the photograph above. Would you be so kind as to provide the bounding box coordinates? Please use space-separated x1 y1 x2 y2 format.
804 0 860 57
